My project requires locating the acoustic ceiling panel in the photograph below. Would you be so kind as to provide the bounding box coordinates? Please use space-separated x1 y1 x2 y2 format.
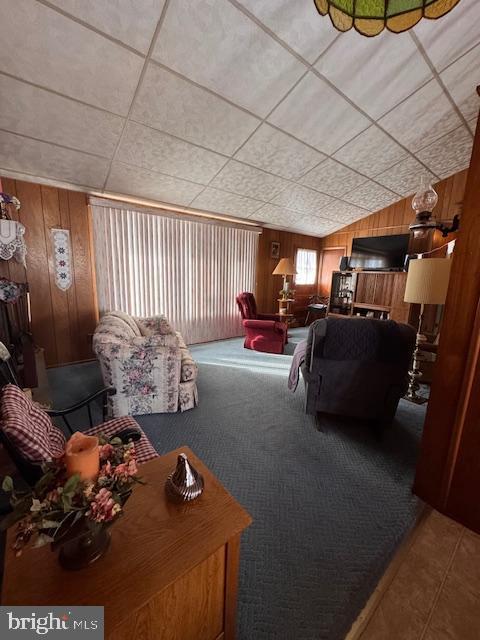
0 0 477 237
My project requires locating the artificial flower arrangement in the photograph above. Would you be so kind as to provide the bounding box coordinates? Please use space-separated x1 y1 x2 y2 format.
279 288 295 301
1 435 142 568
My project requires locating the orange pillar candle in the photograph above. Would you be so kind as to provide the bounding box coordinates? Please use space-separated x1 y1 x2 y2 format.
65 432 100 481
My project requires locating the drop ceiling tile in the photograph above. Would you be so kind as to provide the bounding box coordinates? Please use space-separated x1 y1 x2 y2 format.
416 125 474 179
253 203 315 227
375 157 436 197
301 213 337 229
0 75 124 157
297 223 336 237
316 30 432 119
0 130 109 188
107 162 204 205
118 122 226 184
333 126 408 179
268 72 370 154
132 64 260 156
252 203 292 223
299 158 367 198
190 187 263 218
271 184 332 215
342 181 398 212
234 124 325 180
236 0 338 63
0 0 143 116
152 0 305 117
413 0 480 71
210 160 289 201
46 0 166 53
311 199 367 223
303 216 338 230
378 80 462 152
441 44 480 122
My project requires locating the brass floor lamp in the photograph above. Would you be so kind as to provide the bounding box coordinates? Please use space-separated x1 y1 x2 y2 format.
403 258 452 404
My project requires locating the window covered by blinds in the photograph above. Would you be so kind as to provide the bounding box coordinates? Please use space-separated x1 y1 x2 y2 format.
90 202 259 344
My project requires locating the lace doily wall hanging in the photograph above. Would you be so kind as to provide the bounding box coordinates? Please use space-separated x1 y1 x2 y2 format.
51 228 72 291
0 193 26 267
0 219 26 266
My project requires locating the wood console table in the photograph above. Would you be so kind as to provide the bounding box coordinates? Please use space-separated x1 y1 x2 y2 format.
1 447 252 640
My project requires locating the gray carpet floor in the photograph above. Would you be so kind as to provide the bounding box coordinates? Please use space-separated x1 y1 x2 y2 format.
47 328 426 640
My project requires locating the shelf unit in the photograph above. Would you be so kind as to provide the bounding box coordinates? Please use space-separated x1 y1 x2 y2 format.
328 270 410 323
328 271 357 316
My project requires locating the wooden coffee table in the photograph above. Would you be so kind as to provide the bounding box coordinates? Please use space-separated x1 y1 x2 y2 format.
2 447 252 640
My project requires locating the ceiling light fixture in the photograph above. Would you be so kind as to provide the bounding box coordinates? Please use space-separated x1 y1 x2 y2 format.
409 177 460 239
313 0 461 37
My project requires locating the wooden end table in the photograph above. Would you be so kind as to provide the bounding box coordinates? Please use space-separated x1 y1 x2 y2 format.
277 298 295 326
1 447 252 640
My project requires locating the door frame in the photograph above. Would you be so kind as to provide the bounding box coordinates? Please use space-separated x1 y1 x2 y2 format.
413 94 480 533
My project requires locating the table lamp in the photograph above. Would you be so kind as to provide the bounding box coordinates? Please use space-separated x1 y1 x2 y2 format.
404 257 452 403
272 257 296 297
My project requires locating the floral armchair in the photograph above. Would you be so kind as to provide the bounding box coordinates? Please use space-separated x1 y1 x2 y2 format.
93 311 198 417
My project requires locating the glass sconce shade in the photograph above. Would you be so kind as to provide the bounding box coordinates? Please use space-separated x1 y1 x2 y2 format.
412 177 438 215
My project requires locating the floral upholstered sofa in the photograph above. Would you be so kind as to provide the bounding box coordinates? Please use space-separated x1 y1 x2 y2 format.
93 311 198 417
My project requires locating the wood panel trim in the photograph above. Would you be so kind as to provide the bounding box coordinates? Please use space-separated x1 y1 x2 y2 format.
224 533 241 640
441 299 480 505
87 204 100 325
412 114 480 527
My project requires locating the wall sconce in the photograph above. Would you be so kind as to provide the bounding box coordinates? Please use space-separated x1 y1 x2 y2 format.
409 177 460 239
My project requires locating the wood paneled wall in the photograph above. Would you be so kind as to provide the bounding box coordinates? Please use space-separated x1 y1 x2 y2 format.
0 169 467 367
320 170 468 255
256 227 322 315
413 113 480 533
0 177 97 367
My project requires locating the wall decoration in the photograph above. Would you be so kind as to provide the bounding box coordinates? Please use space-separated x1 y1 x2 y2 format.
0 192 21 216
0 220 26 266
0 278 27 304
51 228 72 291
271 241 280 260
0 193 26 267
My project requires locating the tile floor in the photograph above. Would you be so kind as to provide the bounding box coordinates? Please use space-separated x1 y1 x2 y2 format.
347 507 480 640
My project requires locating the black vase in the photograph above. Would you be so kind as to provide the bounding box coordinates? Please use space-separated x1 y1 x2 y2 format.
58 527 111 571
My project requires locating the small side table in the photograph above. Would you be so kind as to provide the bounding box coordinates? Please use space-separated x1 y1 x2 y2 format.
277 298 295 325
2 447 252 640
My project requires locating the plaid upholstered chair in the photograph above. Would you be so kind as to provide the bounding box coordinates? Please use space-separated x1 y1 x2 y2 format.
0 384 158 486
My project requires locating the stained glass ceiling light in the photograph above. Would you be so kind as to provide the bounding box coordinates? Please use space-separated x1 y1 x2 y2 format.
314 0 461 37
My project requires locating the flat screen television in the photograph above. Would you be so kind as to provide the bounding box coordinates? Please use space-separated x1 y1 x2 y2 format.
349 234 409 271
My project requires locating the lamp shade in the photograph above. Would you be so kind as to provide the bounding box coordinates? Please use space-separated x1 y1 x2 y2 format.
313 0 460 37
404 258 452 305
272 257 296 276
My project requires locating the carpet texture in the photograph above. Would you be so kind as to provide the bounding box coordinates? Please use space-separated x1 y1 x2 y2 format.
47 329 425 640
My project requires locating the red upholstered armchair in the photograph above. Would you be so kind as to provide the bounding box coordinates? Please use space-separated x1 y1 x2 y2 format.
236 292 287 354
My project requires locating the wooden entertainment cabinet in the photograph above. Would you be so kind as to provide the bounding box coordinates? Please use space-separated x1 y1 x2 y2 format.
329 270 410 323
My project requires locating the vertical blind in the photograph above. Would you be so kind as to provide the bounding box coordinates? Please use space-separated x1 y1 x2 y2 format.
90 203 259 344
